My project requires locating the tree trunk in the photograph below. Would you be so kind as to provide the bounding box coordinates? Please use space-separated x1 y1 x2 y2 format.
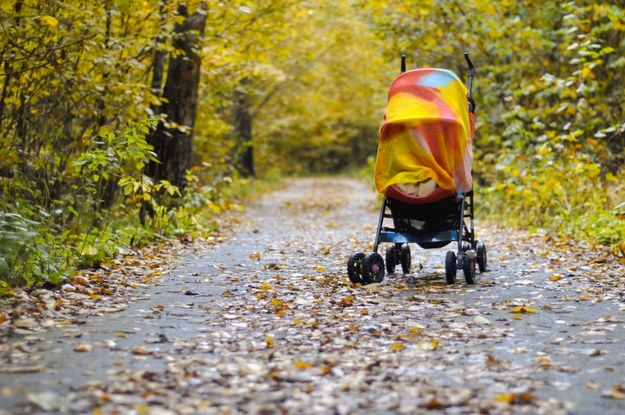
233 80 255 177
147 5 206 189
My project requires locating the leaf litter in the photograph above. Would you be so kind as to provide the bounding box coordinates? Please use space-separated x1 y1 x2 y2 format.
1 177 624 414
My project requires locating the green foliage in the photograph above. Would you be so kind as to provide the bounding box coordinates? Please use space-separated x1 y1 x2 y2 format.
0 212 71 291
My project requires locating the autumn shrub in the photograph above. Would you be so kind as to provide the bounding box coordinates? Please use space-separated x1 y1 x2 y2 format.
0 119 239 293
482 154 624 245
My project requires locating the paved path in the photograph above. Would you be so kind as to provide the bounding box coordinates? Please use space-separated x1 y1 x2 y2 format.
1 177 624 414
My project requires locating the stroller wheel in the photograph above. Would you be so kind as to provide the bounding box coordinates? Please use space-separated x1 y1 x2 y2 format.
445 251 457 284
347 252 366 284
363 253 385 284
476 241 487 273
400 244 411 274
385 246 397 274
463 250 477 284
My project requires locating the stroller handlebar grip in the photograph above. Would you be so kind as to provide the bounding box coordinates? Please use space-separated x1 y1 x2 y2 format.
464 52 475 72
464 52 475 114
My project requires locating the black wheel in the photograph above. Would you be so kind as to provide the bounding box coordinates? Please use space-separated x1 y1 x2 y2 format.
385 246 397 274
347 252 366 284
462 241 471 252
399 244 411 274
445 251 456 284
463 251 476 284
362 252 385 284
476 241 487 273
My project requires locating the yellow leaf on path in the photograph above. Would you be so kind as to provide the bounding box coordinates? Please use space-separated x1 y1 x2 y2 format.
493 392 534 404
509 306 536 314
294 361 312 369
338 296 354 307
265 336 275 348
549 275 562 281
390 342 405 352
249 252 261 260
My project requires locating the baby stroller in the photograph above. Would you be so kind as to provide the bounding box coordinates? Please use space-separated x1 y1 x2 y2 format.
347 52 487 285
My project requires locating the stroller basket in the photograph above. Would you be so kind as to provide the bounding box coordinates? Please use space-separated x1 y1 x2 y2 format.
347 53 487 285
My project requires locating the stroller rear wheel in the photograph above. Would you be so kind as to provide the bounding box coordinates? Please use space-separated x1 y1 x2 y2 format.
477 241 487 273
347 252 366 284
363 253 385 284
385 245 398 274
445 251 457 284
463 251 477 284
400 244 411 274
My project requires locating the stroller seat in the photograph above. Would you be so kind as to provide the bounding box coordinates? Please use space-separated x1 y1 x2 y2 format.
385 184 455 205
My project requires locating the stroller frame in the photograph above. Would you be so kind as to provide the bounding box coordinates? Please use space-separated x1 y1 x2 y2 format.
347 53 487 285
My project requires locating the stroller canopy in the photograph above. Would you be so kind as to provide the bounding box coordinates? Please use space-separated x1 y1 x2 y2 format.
375 68 474 196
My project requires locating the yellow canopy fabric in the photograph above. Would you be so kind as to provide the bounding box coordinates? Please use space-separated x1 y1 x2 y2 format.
374 68 474 196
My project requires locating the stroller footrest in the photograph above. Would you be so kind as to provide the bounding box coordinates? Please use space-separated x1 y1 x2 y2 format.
379 229 457 244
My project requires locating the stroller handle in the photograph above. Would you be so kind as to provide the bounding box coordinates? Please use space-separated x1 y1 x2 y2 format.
464 52 476 114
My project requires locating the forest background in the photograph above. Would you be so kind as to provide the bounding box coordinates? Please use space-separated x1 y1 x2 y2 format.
1 0 624 292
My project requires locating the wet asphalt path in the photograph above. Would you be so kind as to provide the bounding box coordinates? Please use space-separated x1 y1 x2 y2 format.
1 177 624 414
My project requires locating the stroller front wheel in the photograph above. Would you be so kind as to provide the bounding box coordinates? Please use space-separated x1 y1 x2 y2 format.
347 252 366 284
363 252 385 284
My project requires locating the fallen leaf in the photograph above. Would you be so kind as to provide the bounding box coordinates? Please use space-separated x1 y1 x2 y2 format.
473 315 491 325
418 338 440 351
294 361 312 369
509 306 536 314
486 355 503 367
390 342 405 352
602 385 625 400
338 296 354 307
131 346 152 356
493 392 535 405
74 344 93 352
249 252 261 260
13 319 38 329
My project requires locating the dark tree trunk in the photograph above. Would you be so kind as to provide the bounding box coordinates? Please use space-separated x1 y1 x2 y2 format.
233 80 255 177
147 5 206 189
